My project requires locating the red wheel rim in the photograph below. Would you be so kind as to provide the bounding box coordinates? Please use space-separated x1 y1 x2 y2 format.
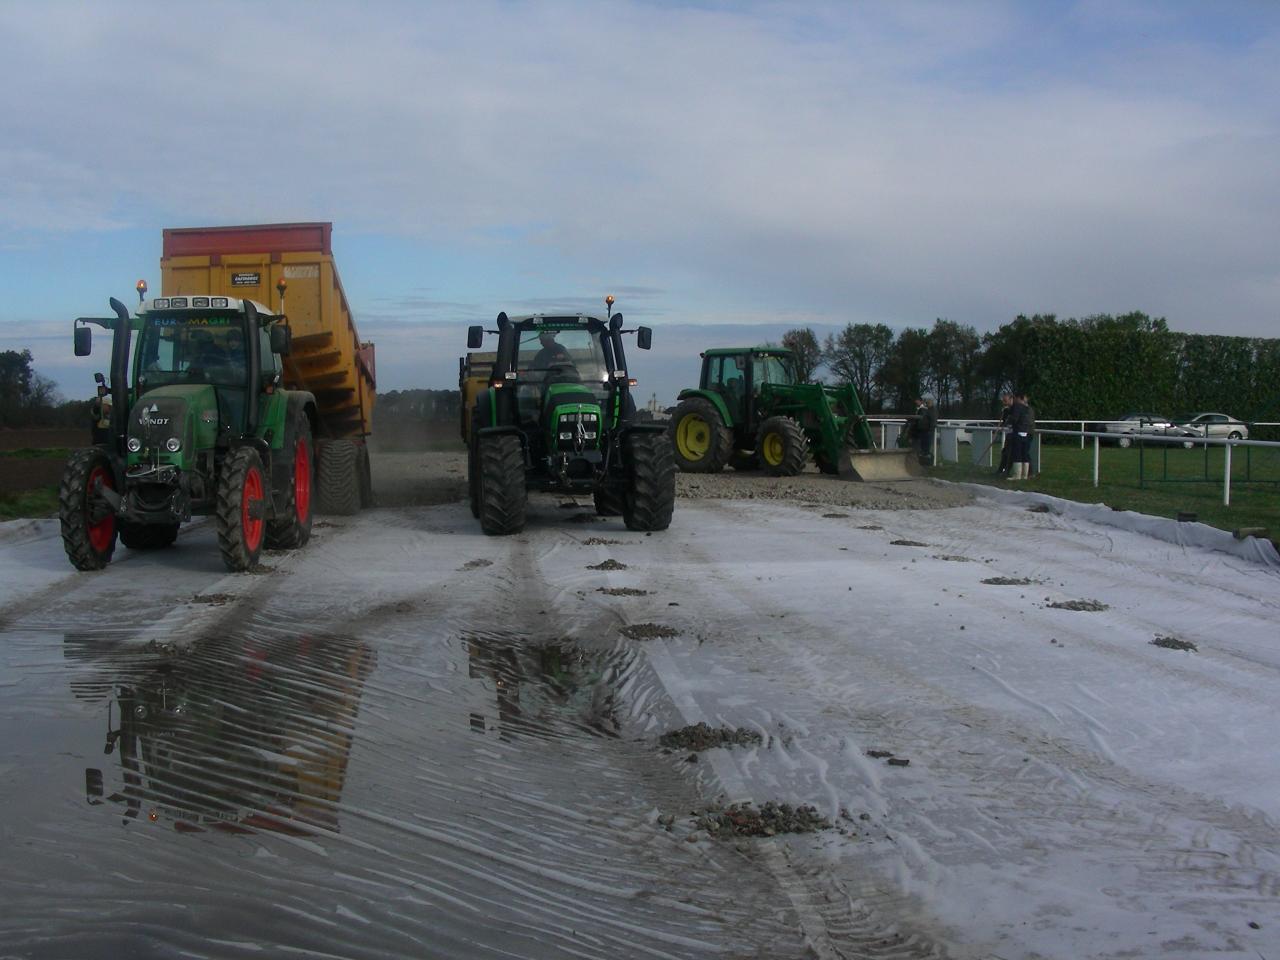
86 464 115 552
294 439 311 522
241 465 265 552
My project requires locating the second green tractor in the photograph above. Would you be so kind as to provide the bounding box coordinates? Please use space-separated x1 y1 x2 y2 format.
670 347 921 481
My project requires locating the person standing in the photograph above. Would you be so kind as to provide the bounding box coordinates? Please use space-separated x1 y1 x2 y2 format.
996 392 1014 475
1007 393 1033 480
1017 392 1036 478
911 398 936 465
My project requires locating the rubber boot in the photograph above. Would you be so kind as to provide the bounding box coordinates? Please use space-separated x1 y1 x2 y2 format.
1007 462 1024 481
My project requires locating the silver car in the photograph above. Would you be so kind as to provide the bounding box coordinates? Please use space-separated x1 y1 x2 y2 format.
1180 412 1249 441
1101 413 1198 448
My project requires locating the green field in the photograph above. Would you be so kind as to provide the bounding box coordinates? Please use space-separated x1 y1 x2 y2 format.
934 441 1280 538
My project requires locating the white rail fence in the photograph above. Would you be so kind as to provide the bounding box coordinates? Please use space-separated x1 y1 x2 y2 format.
875 417 1280 507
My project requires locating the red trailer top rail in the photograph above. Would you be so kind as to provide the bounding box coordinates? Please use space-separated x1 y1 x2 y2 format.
163 222 333 258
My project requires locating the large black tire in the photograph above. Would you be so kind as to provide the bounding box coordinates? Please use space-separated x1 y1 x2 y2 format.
593 485 625 517
358 444 374 508
59 447 118 571
757 416 809 476
478 434 527 535
467 417 481 519
728 450 759 471
265 411 314 550
316 439 360 515
216 447 268 572
623 432 676 532
119 521 180 550
669 397 732 473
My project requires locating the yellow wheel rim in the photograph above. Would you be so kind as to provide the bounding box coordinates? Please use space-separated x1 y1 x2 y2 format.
676 413 711 461
761 432 785 465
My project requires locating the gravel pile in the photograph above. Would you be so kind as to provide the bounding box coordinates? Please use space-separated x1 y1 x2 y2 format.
690 801 832 838
1048 599 1110 611
675 472 970 510
1152 635 1197 652
597 587 650 596
587 559 628 571
620 622 680 640
982 577 1038 586
659 722 763 751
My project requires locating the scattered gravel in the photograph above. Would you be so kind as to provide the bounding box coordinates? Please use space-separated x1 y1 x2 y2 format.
822 513 850 519
1047 599 1110 611
1152 635 1198 652
659 722 763 751
982 577 1039 586
933 554 973 562
620 622 679 640
460 559 492 570
889 539 929 547
587 559 628 571
597 587 650 597
582 537 625 546
676 472 970 510
690 801 832 838
191 593 233 605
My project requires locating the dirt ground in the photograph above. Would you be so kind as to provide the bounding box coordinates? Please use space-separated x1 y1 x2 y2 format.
368 447 971 511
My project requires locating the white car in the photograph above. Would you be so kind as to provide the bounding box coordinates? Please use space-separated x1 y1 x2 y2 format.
1179 412 1249 441
1100 413 1198 448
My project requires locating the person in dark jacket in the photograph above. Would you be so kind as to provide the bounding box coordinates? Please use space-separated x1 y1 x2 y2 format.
997 392 1014 475
1007 393 1034 480
909 398 936 465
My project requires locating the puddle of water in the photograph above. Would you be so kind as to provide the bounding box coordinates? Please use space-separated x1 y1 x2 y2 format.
464 632 634 741
75 630 374 835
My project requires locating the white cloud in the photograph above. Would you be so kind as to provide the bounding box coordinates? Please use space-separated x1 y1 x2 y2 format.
1 0 1277 344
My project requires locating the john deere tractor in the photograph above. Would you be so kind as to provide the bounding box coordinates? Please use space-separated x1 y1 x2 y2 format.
670 347 921 481
60 295 317 572
464 301 675 535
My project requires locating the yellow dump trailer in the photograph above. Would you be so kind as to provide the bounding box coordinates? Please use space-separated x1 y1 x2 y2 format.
161 222 375 440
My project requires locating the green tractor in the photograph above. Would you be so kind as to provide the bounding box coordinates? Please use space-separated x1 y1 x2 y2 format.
61 294 318 572
670 346 921 481
464 302 675 535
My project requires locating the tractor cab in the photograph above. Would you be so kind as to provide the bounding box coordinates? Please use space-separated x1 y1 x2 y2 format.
699 347 795 431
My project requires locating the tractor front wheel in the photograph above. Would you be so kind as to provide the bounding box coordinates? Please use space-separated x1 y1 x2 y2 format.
757 416 809 476
59 448 118 571
478 434 527 535
216 447 268 572
623 432 676 531
670 397 732 473
266 411 314 549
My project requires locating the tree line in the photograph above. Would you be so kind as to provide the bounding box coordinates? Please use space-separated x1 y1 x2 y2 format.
781 313 1280 423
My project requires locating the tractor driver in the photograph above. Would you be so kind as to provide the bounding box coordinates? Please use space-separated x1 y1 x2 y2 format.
531 329 572 371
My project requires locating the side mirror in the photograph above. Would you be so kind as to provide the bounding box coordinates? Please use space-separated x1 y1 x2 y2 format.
610 313 624 333
467 325 484 349
270 324 292 356
74 326 92 356
636 326 652 350
496 312 509 331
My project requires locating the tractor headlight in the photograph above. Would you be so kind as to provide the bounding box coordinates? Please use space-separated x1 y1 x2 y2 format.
165 437 182 453
127 437 142 453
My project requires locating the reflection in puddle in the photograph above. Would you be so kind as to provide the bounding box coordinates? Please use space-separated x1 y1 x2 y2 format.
465 632 631 741
76 631 374 835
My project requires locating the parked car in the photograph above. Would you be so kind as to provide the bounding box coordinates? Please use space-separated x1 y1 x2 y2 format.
1178 412 1249 441
1097 413 1198 448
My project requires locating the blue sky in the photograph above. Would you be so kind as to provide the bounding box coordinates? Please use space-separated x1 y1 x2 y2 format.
2 0 1277 406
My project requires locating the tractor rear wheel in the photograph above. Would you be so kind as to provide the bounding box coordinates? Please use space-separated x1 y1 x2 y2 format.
59 448 118 570
757 416 809 476
467 414 481 518
266 411 314 549
317 438 360 515
358 444 374 508
623 432 675 531
478 434 527 535
216 446 268 572
593 485 625 516
119 521 180 550
670 397 732 473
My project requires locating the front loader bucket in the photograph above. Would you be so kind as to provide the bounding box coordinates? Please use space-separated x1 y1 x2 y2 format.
836 447 924 482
